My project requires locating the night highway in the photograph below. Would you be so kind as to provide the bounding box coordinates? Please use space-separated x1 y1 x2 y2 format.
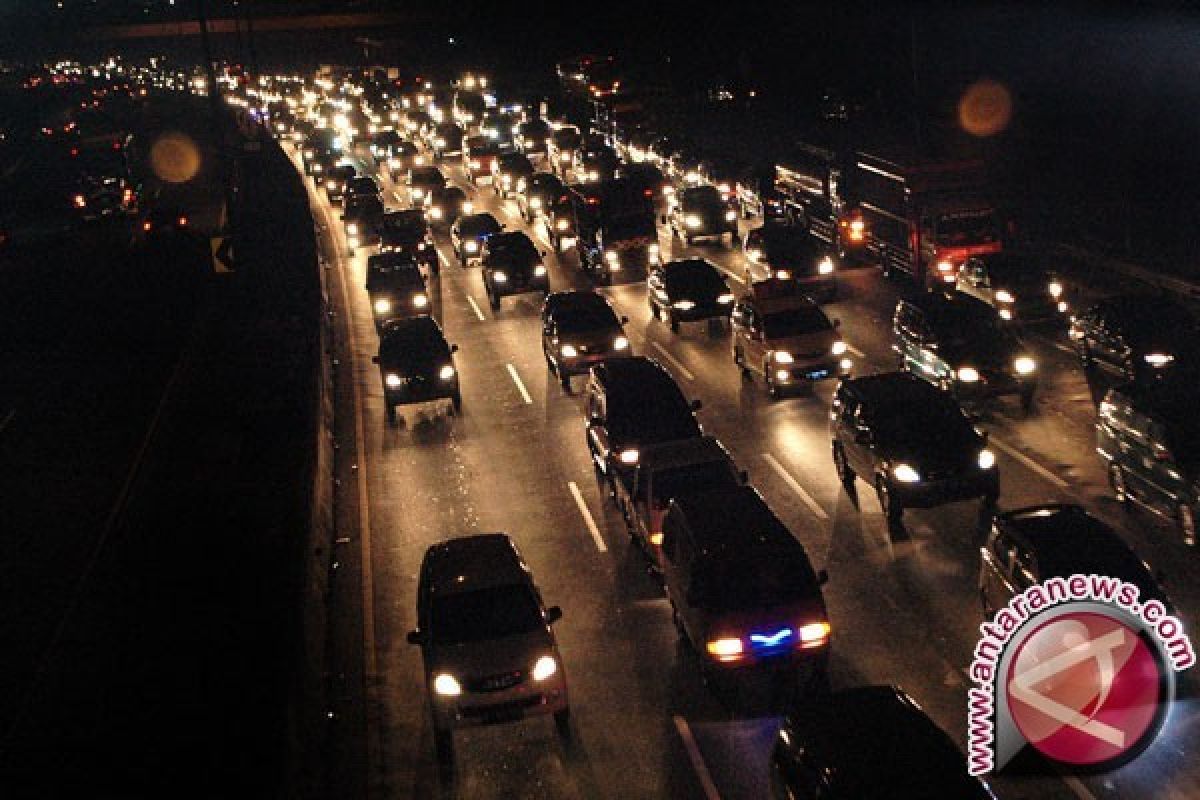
4 3 1200 800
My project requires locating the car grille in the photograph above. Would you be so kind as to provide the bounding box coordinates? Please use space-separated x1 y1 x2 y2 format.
465 670 526 693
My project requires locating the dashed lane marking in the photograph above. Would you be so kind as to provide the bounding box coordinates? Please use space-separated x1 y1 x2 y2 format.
567 481 607 552
506 362 533 404
762 453 829 520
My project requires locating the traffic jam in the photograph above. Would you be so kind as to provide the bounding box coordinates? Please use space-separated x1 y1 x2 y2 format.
258 56 1196 798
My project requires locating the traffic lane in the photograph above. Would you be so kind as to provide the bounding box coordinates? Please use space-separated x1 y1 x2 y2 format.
314 170 724 799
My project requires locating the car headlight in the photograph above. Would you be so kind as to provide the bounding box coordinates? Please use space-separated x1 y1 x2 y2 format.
434 137 446 147
995 289 1016 304
999 309 1013 321
1048 281 1063 298
619 448 640 465
705 637 743 659
414 155 426 165
493 270 507 282
672 299 696 310
384 373 403 388
532 655 558 682
326 180 336 189
605 250 620 265
936 259 954 275
773 351 794 364
312 163 323 172
818 256 835 275
439 364 456 380
411 188 424 198
892 463 921 483
429 206 443 219
464 240 478 252
501 175 512 185
373 298 392 314
534 265 547 277
433 673 461 696
1014 356 1036 375
613 335 629 351
684 214 702 229
346 223 358 235
530 197 542 209
555 218 569 231
462 201 473 213
957 366 980 383
774 269 792 281
832 341 848 355
560 153 571 162
470 159 481 169
724 210 737 222
978 448 996 470
389 157 400 169
516 178 527 191
412 293 428 308
561 343 578 358
798 621 831 646
648 243 660 255
1144 352 1174 367
717 293 734 304
746 248 763 262
416 242 427 251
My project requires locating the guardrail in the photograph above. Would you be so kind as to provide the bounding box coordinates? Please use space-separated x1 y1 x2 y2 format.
1048 242 1200 303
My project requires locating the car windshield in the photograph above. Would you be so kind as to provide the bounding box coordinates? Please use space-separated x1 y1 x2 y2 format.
682 186 723 208
553 129 581 148
698 551 816 610
556 303 618 334
410 168 444 186
665 262 726 293
430 585 542 644
935 210 1000 246
491 236 539 262
763 307 832 338
380 319 443 361
459 215 501 236
366 268 422 292
651 461 736 506
980 254 1046 286
382 212 425 235
606 213 656 240
608 391 697 442
868 399 975 450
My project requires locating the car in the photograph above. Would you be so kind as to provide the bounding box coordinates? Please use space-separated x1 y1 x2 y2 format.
830 372 999 525
669 184 739 246
1070 295 1200 382
543 186 578 252
423 185 471 230
480 231 549 310
372 315 461 422
405 533 569 764
322 163 356 205
548 125 582 178
979 504 1171 615
369 129 402 164
954 250 1070 323
732 279 851 398
342 193 384 251
492 152 534 198
516 118 552 156
661 486 831 679
647 258 735 333
894 292 1040 412
379 209 438 275
743 222 837 300
407 165 447 207
584 356 703 483
769 686 997 799
515 172 565 223
344 175 381 205
541 291 632 389
385 140 420 180
574 142 619 183
1097 375 1200 545
463 135 505 185
618 161 671 215
429 121 464 159
365 253 429 330
450 212 503 266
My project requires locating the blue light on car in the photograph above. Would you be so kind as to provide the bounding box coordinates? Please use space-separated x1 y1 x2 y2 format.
750 628 793 647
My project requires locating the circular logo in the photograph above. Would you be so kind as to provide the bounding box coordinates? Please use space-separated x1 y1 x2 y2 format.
1005 611 1168 768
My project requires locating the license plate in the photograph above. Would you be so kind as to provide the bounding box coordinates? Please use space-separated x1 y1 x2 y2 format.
482 706 524 725
807 369 830 380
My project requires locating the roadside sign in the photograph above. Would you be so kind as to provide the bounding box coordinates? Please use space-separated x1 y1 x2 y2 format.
211 235 234 273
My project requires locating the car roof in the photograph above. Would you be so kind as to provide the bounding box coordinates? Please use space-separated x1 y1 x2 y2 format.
1105 375 1200 420
664 258 720 276
840 371 948 408
380 314 442 342
486 231 534 248
746 279 820 312
593 355 675 389
900 291 997 325
544 290 612 315
638 436 733 473
421 533 530 596
670 486 797 556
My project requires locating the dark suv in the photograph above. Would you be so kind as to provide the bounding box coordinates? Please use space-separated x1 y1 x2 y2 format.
648 258 735 333
830 372 999 525
372 316 461 424
669 185 738 246
893 292 1039 413
379 210 438 275
1070 295 1200 382
480 231 549 310
406 533 569 764
1097 376 1200 545
541 290 631 389
584 356 703 484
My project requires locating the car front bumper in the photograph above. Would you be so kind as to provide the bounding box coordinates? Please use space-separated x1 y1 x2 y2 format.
431 676 567 729
891 469 998 508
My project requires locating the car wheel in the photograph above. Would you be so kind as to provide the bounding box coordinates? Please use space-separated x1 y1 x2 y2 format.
1020 387 1035 414
451 390 462 413
560 371 570 391
554 708 572 740
434 726 454 765
683 233 693 247
488 290 501 311
386 405 397 426
1178 503 1197 547
833 442 855 489
668 311 680 333
876 476 902 521
1109 463 1133 511
733 346 751 379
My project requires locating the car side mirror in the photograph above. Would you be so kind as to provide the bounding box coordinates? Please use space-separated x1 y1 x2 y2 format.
405 629 424 645
738 469 749 485
690 399 703 412
544 605 562 625
450 343 459 353
817 569 829 586
371 355 380 364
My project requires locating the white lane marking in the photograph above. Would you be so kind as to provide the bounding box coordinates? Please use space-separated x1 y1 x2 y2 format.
0 407 15 436
1052 341 1077 356
506 362 533 404
762 453 829 520
673 715 722 800
845 343 865 358
1060 774 1099 800
393 190 404 204
567 481 607 552
714 264 746 286
466 295 486 322
649 341 695 381
436 248 450 269
990 435 1069 489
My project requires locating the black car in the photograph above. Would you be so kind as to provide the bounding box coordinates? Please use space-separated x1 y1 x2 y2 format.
541 291 632 389
770 686 996 800
323 163 356 205
617 162 670 215
669 184 739 246
575 143 619 184
407 166 447 207
372 315 461 423
365 253 430 330
343 194 384 251
423 185 471 230
955 250 1070 324
344 175 381 205
516 172 565 223
369 129 402 164
893 293 1039 413
492 152 534 198
429 121 464 159
647 258 735 333
450 212 503 266
1070 295 1200 382
830 372 999 525
980 504 1171 615
743 222 837 300
480 231 549 310
380 210 438 275
516 118 551 156
583 356 703 481
385 140 420 180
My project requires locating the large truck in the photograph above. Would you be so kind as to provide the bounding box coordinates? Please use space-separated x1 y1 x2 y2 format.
774 138 868 263
568 178 661 285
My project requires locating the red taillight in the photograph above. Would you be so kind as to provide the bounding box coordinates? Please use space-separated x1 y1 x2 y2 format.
142 221 152 232
177 216 188 227
643 189 653 197
73 194 86 209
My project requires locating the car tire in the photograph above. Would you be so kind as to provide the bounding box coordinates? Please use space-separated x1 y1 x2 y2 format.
833 442 855 489
1109 463 1133 511
1020 388 1035 414
1178 503 1196 547
386 405 397 426
733 346 751 379
560 372 570 391
434 726 454 765
488 290 501 311
451 390 462 413
669 314 680 333
876 476 902 522
554 708 572 740
683 233 693 247
458 251 466 267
